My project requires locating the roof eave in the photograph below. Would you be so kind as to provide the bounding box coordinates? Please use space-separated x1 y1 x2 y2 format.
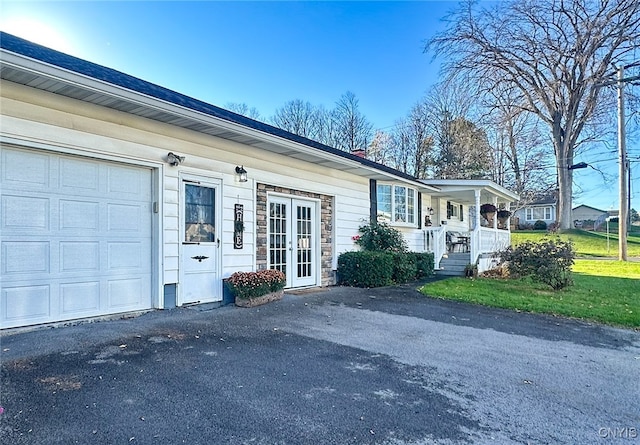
1 37 435 190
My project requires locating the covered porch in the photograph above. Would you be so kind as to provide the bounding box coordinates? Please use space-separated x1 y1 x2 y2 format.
420 179 520 275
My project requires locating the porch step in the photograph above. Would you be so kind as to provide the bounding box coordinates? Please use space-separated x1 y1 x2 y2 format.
436 253 471 277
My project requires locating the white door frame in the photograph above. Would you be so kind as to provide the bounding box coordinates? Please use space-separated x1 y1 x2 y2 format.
178 173 222 305
267 194 320 288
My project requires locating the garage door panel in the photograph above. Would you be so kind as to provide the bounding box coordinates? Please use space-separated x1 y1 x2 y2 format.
3 285 51 321
60 281 100 314
59 158 100 193
107 203 145 232
1 146 154 329
60 199 100 230
108 278 146 308
108 242 146 270
60 241 99 271
1 149 50 189
2 195 50 229
2 241 50 274
107 164 151 201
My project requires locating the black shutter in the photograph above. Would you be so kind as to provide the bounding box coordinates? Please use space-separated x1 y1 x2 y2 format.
447 201 452 219
460 204 464 221
369 179 377 224
417 192 422 227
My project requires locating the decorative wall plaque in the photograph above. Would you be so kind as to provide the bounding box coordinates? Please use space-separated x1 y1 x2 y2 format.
233 204 244 249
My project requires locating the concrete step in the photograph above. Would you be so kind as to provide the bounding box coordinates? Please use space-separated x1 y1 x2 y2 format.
440 259 470 267
436 268 467 276
437 253 471 277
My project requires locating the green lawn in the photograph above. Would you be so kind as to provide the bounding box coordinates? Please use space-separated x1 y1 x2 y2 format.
420 228 640 327
420 259 640 328
511 229 640 257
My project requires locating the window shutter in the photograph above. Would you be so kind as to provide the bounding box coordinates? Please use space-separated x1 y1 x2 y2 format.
447 201 452 219
369 179 377 224
417 192 422 227
460 204 463 221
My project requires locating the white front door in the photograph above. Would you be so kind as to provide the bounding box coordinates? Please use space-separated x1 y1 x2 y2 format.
180 177 221 305
269 196 318 288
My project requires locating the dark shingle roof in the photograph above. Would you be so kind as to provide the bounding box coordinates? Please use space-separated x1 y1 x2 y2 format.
1 31 420 183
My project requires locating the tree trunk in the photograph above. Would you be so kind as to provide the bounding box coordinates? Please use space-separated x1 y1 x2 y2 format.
557 164 573 230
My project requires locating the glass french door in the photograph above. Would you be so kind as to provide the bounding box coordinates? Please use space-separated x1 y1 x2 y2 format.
269 197 318 288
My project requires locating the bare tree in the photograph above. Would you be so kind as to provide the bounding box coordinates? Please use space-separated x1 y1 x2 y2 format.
225 102 262 120
427 0 640 229
332 91 374 152
270 99 319 139
421 81 476 171
481 84 554 199
389 101 435 178
389 118 412 173
368 130 394 165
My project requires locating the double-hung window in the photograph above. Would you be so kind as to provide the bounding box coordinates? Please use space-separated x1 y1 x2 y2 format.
526 207 552 221
377 184 416 226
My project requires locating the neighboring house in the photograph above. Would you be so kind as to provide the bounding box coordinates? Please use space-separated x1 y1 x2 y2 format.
512 197 557 229
0 33 518 329
572 205 608 229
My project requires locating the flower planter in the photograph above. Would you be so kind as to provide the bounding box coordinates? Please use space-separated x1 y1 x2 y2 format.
482 211 496 226
234 290 284 308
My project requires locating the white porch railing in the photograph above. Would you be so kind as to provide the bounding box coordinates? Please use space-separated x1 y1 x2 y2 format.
423 226 447 269
471 227 511 264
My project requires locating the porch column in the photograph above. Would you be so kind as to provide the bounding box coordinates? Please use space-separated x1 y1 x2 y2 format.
492 196 498 230
474 189 481 230
472 189 481 263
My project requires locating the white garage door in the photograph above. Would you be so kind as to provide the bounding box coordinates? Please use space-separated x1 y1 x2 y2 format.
1 147 153 329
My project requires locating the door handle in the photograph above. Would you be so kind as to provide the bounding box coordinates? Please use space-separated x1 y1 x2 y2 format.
192 255 209 262
216 238 220 248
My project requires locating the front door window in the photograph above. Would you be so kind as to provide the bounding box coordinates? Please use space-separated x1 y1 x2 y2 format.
185 184 215 242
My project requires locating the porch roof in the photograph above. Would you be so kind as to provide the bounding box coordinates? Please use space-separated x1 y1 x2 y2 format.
420 179 519 205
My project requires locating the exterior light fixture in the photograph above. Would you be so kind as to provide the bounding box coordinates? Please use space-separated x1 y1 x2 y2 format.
166 152 185 166
235 165 248 182
427 207 435 215
568 162 588 170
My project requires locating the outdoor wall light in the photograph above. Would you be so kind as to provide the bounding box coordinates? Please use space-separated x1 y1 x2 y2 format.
426 207 435 215
166 152 185 166
568 162 588 170
235 165 248 182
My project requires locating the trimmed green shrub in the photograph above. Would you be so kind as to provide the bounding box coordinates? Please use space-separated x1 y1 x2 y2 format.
410 252 435 279
354 221 408 253
391 252 417 283
337 251 393 288
499 237 575 290
533 220 547 230
341 222 434 288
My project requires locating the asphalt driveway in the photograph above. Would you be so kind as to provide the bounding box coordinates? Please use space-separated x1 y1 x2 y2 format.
1 283 638 444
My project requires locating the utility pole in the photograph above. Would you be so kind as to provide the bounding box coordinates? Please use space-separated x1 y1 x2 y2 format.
617 65 628 261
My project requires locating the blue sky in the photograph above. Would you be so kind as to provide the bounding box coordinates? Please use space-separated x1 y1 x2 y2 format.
0 0 636 212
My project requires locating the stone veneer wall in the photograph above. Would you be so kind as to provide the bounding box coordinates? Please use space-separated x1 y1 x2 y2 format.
256 183 334 286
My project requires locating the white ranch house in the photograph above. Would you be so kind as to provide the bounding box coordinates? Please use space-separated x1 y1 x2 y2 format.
0 33 518 329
